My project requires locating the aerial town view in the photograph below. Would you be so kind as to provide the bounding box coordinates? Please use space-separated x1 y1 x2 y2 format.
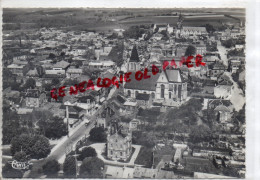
2 8 246 179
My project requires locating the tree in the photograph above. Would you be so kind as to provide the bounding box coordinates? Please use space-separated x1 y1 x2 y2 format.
89 127 107 142
31 136 52 159
78 147 97 161
42 160 60 177
79 157 104 178
11 134 51 159
13 151 29 162
185 45 196 56
3 110 22 144
39 116 68 139
222 39 235 48
63 155 76 178
24 78 36 89
189 125 213 143
205 24 215 33
36 65 44 77
49 53 56 59
2 162 23 178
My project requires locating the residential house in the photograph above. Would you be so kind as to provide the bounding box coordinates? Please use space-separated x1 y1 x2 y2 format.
214 75 233 98
66 67 83 79
52 60 70 71
214 104 232 123
24 89 46 108
136 93 152 108
105 165 134 178
7 64 25 76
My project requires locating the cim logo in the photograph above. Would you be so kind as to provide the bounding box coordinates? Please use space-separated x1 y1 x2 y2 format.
9 160 32 170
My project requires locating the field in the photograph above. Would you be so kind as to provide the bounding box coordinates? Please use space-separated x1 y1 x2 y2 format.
3 8 245 32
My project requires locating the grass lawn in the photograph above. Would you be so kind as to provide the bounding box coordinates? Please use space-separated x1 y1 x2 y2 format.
135 147 153 168
154 145 175 167
2 147 12 156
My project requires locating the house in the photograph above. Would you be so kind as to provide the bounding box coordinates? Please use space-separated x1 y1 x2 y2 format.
105 165 134 178
7 64 25 76
77 95 96 116
26 68 39 78
133 166 176 179
180 26 207 38
208 61 227 78
136 93 152 107
52 60 70 71
107 120 132 161
214 105 232 123
43 69 66 83
196 44 207 55
63 103 85 129
96 103 116 128
24 89 46 108
71 45 87 56
122 101 138 114
214 75 233 98
87 60 115 70
129 119 141 130
66 67 83 79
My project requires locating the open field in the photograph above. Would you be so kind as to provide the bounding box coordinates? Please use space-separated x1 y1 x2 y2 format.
3 8 245 32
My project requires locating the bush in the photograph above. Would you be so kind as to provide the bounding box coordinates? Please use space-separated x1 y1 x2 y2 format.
78 147 97 161
42 160 60 177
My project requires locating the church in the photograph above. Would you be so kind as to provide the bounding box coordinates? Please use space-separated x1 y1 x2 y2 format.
107 119 132 161
125 44 187 104
124 69 187 103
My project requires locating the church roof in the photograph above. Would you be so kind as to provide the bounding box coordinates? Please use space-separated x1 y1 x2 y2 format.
164 69 184 83
129 46 140 62
124 72 160 91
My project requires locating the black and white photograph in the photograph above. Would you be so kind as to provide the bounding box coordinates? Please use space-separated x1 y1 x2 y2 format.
0 3 251 179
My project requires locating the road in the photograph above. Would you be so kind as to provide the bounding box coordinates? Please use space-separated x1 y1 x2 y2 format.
217 40 229 67
26 121 94 178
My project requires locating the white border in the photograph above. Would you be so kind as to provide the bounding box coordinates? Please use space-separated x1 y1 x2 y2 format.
0 0 260 180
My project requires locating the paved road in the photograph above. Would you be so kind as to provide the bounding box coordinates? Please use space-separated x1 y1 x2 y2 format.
26 121 94 178
217 40 229 66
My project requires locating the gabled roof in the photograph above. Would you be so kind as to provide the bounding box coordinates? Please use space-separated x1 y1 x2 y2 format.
214 105 230 112
164 69 183 83
78 95 95 103
129 45 140 62
53 60 70 69
124 72 160 91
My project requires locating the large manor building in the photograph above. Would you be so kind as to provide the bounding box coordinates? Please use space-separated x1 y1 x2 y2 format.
107 120 132 161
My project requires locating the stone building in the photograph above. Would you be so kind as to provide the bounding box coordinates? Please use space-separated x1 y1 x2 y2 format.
107 120 132 161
